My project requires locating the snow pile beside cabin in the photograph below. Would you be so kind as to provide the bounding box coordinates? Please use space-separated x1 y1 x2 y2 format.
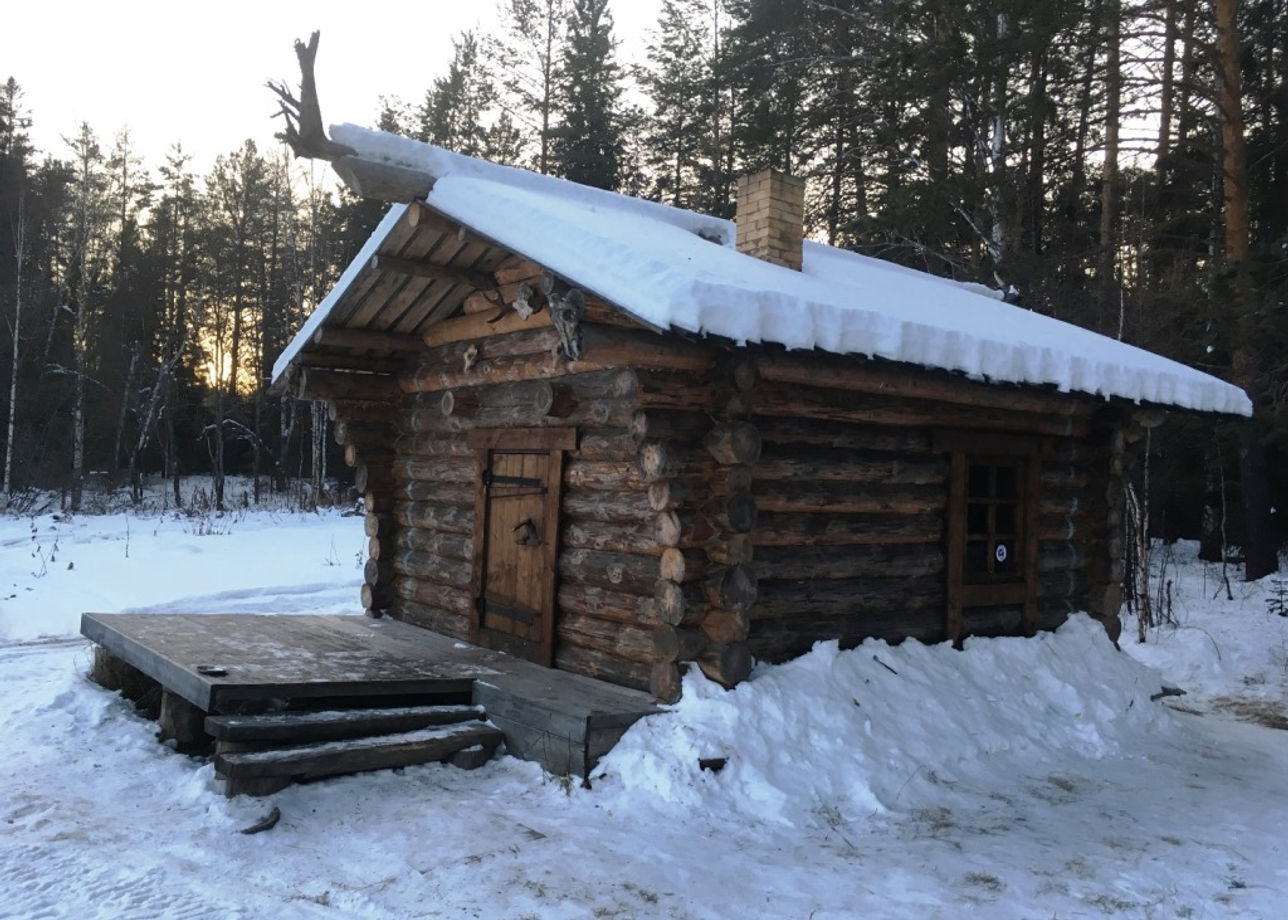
595 614 1171 827
319 123 1250 416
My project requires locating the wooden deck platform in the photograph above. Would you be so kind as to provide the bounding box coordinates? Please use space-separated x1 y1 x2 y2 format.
80 613 659 777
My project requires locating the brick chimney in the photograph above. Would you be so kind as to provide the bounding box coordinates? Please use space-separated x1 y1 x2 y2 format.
735 169 805 271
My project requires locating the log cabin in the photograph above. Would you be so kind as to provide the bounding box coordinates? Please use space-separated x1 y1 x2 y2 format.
270 123 1250 705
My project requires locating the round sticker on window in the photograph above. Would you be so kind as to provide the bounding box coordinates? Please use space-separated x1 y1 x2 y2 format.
994 543 1009 564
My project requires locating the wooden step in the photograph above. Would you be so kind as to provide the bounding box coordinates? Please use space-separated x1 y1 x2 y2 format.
204 704 484 745
214 721 504 785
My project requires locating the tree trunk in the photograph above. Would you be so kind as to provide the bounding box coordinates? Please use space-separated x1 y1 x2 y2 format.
3 198 25 502
1214 0 1278 580
1099 0 1121 336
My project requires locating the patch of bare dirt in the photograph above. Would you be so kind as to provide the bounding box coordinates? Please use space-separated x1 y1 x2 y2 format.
1211 697 1288 731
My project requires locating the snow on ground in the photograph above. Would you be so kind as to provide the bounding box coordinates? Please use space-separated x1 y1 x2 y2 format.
1 501 1286 919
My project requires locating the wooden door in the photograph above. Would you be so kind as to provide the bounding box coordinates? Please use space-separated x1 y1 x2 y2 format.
468 429 572 665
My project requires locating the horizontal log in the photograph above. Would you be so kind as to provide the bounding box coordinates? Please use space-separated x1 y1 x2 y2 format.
360 582 393 612
630 409 713 444
659 547 707 583
753 543 943 580
569 324 715 374
575 429 637 461
354 462 393 494
390 599 470 641
333 419 396 447
554 643 651 693
363 558 393 586
564 459 648 492
558 548 660 595
748 610 948 663
756 417 936 452
561 518 666 556
752 383 1090 439
393 502 473 534
298 368 400 402
706 565 759 613
558 613 660 665
393 528 472 562
391 456 475 484
423 301 552 347
706 534 754 566
653 626 709 662
556 584 661 627
301 353 398 373
752 481 944 515
364 512 391 538
755 353 1093 420
654 580 709 628
394 433 472 457
388 480 475 506
345 442 393 469
389 576 473 614
753 511 943 546
328 400 402 425
753 577 943 620
755 444 947 484
562 489 659 525
313 326 424 353
388 551 473 590
402 346 567 394
647 467 753 511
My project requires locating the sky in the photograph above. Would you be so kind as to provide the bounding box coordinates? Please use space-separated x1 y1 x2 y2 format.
3 0 660 171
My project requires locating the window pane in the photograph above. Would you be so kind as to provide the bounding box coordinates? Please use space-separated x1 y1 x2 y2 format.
967 502 989 534
995 502 1016 535
995 465 1018 498
992 539 1017 574
968 464 991 497
965 540 988 574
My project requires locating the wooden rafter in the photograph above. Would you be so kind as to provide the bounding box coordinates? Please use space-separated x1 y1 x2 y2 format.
369 255 501 295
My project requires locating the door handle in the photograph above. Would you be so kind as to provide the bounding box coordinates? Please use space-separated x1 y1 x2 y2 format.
513 518 542 546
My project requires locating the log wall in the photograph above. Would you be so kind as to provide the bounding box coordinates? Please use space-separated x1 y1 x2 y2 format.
319 299 1126 700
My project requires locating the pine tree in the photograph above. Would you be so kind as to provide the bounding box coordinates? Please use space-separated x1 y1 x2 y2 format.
492 0 570 174
554 0 625 189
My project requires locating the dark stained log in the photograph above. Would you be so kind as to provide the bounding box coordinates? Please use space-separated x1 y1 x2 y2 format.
561 518 667 556
559 614 660 664
659 547 704 583
630 409 712 444
697 643 753 688
654 580 709 627
393 502 473 534
752 481 945 515
557 584 661 627
653 626 710 662
649 663 683 703
702 608 750 644
647 466 753 511
754 543 943 580
555 643 651 692
298 368 400 402
753 577 943 620
706 565 759 613
440 389 480 418
558 548 660 595
391 599 471 641
704 422 763 465
709 493 758 533
755 352 1094 418
756 417 935 452
755 443 947 484
313 326 424 353
390 456 475 483
562 489 658 524
389 576 473 614
749 610 948 663
753 511 942 546
752 383 1091 439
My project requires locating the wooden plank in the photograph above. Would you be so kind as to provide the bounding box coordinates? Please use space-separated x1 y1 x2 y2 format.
204 704 483 743
465 427 577 451
214 722 503 780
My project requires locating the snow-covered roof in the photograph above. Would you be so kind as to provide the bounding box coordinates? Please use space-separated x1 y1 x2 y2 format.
275 124 1251 417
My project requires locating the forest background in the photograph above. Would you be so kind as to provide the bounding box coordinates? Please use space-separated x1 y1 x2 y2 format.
0 0 1285 575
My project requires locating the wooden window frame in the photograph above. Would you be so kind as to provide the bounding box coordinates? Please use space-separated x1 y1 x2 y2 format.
937 432 1043 643
467 428 574 666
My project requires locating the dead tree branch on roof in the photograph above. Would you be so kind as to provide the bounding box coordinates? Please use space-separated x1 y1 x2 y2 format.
266 31 356 161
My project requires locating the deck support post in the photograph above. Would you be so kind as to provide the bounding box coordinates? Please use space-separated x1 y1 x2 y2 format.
158 689 210 753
